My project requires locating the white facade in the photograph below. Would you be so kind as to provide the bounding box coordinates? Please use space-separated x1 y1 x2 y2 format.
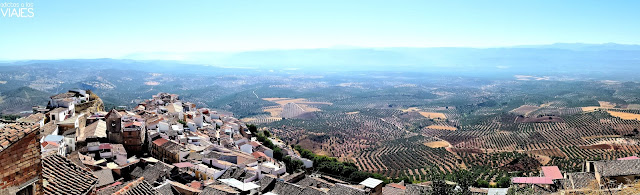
158 122 170 133
187 122 197 132
64 135 75 153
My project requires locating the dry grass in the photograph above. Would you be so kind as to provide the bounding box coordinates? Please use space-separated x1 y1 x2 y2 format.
400 107 421 112
608 111 640 120
581 101 618 112
536 155 552 165
510 105 540 115
627 104 640 110
582 106 601 112
419 112 447 119
424 140 451 148
598 101 616 108
426 125 457 131
263 107 283 117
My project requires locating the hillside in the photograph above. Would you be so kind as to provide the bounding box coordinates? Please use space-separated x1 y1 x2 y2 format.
0 87 51 115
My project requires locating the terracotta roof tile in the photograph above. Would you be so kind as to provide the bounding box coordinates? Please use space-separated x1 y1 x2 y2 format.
153 138 169 146
0 122 39 153
43 155 99 194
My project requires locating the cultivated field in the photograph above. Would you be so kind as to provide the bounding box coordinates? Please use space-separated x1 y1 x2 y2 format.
258 79 640 182
419 112 447 119
424 140 451 148
261 98 332 118
607 111 640 120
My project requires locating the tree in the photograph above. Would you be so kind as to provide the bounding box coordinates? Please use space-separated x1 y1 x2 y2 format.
177 120 187 127
283 156 304 173
454 170 473 195
432 175 452 195
273 147 284 160
264 130 271 137
475 179 489 188
497 177 511 188
393 176 412 184
247 124 258 134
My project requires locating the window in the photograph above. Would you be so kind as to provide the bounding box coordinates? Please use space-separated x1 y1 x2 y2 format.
16 184 33 195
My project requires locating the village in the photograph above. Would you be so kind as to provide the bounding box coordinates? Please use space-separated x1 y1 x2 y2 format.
1 89 640 195
0 90 394 195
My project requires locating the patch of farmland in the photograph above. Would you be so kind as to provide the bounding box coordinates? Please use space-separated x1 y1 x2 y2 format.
510 105 540 116
598 101 616 108
607 111 640 120
627 104 640 110
426 125 457 131
424 140 451 148
419 112 447 119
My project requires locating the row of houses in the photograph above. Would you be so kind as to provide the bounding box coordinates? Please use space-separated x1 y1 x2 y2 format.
510 157 640 194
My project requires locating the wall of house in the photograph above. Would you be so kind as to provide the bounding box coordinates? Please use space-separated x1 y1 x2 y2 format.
151 143 179 164
64 135 75 154
0 130 43 195
124 130 143 154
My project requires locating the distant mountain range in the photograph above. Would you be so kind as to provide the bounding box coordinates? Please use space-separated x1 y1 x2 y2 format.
1 43 639 79
119 43 640 75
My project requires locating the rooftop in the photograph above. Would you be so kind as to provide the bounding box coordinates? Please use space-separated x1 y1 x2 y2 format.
359 178 383 188
202 185 241 194
78 120 107 142
43 155 99 195
594 159 640 177
511 177 554 185
617 156 640 160
50 107 68 114
51 92 76 99
44 135 64 142
93 169 115 187
17 113 45 124
0 122 39 152
218 178 261 191
541 166 563 180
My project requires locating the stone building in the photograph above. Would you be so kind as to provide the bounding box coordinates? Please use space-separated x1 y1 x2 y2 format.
151 138 182 164
0 123 43 195
592 159 640 185
105 109 123 144
123 120 145 154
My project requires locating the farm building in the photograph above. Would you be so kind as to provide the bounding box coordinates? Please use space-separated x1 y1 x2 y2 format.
592 159 640 185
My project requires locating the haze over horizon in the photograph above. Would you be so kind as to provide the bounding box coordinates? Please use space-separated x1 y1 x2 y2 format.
1 0 640 60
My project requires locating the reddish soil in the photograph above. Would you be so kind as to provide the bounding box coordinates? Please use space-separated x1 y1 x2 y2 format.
502 156 541 172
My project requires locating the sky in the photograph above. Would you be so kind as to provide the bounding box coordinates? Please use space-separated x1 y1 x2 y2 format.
0 0 639 60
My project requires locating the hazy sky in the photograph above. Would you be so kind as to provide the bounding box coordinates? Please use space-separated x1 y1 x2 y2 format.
1 0 639 60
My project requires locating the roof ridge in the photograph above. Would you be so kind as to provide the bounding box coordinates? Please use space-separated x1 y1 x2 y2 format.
114 177 144 195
